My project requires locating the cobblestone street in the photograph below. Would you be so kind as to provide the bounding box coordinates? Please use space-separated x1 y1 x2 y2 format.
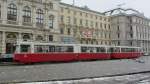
0 56 150 83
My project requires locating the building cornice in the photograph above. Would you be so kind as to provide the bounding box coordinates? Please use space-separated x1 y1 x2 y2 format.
60 2 104 16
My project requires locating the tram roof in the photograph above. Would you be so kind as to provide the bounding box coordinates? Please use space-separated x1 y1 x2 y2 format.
17 42 141 48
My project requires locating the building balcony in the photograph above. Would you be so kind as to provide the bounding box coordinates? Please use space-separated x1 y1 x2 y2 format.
23 22 33 26
36 23 44 28
7 20 18 25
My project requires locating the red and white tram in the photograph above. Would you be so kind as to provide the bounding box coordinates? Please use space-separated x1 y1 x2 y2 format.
13 42 142 64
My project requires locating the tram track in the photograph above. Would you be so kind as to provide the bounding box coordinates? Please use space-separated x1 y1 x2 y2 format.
0 57 148 83
2 70 150 84
0 57 144 66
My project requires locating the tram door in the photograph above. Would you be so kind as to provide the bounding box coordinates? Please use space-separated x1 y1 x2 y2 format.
6 43 16 54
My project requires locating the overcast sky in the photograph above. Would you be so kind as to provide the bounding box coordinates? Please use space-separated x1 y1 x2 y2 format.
61 0 150 18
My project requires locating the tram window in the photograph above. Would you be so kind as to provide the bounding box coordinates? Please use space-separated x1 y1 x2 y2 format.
81 47 87 52
121 48 126 52
55 46 62 52
108 48 114 52
132 48 136 52
101 47 106 52
20 45 30 53
126 48 132 52
96 47 100 52
87 47 94 53
97 47 106 52
49 45 55 52
66 46 74 52
37 46 43 53
113 48 120 52
6 43 16 54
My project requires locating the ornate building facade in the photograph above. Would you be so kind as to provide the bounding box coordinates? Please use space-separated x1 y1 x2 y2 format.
0 0 60 54
105 8 150 53
59 3 111 45
0 0 150 55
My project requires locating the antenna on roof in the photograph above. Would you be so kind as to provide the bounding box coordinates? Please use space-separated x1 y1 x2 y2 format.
73 0 75 6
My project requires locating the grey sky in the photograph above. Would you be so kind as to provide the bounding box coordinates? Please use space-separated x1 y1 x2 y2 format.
61 0 150 17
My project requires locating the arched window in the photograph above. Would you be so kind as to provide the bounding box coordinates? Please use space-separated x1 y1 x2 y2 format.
23 6 31 23
7 3 17 21
23 34 31 41
6 33 17 39
36 9 44 26
36 35 43 41
49 15 54 28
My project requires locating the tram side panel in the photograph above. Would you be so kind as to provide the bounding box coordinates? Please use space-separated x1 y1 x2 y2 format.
78 46 111 61
14 45 78 63
14 53 78 63
110 47 142 59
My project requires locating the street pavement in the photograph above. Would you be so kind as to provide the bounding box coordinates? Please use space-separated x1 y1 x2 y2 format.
0 56 150 83
20 73 150 84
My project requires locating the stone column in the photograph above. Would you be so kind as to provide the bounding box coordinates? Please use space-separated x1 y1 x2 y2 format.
18 2 23 26
44 6 49 29
2 31 6 54
32 5 36 28
18 33 22 42
1 0 7 24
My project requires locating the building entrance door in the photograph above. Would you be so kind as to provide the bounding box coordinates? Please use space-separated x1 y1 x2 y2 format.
6 43 16 54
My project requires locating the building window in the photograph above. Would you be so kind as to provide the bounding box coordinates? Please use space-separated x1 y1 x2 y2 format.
86 13 88 17
60 15 64 23
73 18 77 24
67 16 71 24
61 7 63 12
49 15 54 28
130 41 133 46
104 24 107 29
118 41 120 46
86 20 88 27
36 35 43 41
95 16 97 19
49 3 53 9
60 28 64 34
36 9 44 25
49 35 53 41
23 6 31 23
80 12 82 16
130 33 133 38
7 3 17 21
95 22 98 28
91 21 93 28
23 34 31 41
67 9 70 14
80 19 82 26
117 26 120 31
67 28 71 35
90 15 93 18
118 33 120 38
108 24 110 29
